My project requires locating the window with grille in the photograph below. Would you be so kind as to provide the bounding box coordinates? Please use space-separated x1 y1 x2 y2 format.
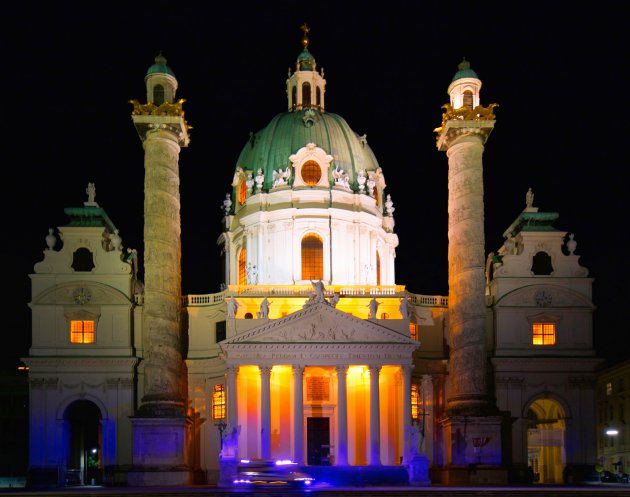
301 160 321 186
238 248 247 285
212 384 226 420
70 320 95 344
532 323 556 345
411 384 421 421
301 233 323 280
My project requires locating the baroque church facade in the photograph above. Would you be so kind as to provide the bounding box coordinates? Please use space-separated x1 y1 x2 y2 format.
24 28 601 487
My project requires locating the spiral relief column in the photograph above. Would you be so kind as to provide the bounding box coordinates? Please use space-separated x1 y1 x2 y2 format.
435 60 506 480
128 54 192 486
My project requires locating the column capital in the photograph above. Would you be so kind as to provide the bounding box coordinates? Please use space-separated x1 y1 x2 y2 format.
335 364 348 375
292 364 305 376
260 365 272 376
368 364 382 374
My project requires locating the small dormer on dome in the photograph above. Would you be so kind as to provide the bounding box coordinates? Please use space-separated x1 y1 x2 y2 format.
145 53 178 105
447 58 482 110
287 23 326 112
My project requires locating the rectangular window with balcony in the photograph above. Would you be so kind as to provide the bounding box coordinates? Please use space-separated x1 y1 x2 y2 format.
70 320 95 344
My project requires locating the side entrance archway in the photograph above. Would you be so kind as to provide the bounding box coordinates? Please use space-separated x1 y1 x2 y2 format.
526 398 566 484
63 400 103 486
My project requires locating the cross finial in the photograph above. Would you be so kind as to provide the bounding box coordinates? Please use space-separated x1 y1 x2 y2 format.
300 22 310 50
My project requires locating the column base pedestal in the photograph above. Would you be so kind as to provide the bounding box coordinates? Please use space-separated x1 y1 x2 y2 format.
408 453 432 486
129 416 193 486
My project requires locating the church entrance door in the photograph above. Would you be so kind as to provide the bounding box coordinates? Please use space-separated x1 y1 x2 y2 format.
307 417 330 466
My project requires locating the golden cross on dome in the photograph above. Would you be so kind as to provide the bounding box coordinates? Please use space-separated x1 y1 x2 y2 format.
300 22 310 50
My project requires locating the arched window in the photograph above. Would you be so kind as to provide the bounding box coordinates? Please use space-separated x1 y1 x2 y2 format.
153 84 165 105
531 252 553 275
463 90 473 109
238 180 247 205
316 87 321 107
301 233 323 280
238 247 247 285
301 160 321 186
212 384 226 420
376 252 381 286
72 248 95 272
302 82 311 106
292 86 297 109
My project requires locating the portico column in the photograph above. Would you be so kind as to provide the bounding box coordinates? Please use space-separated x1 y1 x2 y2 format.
402 364 412 462
260 366 271 458
335 365 348 465
421 374 434 458
293 365 305 464
226 365 238 428
369 364 381 465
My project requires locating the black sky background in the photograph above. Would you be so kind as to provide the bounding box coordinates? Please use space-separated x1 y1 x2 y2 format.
2 2 627 369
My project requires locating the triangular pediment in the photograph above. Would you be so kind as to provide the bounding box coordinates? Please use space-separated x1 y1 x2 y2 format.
224 302 413 345
220 303 418 363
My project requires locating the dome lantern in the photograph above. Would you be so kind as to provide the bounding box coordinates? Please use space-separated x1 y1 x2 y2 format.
145 52 178 105
447 57 482 110
286 23 326 112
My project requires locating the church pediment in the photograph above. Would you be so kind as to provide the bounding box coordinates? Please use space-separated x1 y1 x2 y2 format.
224 302 414 345
220 303 418 363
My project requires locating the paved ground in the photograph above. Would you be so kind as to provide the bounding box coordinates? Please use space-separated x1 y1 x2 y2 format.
2 483 630 497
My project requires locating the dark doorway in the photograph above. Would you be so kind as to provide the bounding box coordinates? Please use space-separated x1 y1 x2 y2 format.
64 400 102 486
307 417 330 466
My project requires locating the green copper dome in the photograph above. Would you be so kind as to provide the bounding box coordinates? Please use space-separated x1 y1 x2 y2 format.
235 108 380 191
452 58 478 81
146 53 175 77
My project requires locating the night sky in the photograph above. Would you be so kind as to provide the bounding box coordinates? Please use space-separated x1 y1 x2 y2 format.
3 3 627 369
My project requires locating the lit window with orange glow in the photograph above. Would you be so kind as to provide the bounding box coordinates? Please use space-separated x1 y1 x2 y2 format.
532 323 556 345
238 180 247 205
409 322 418 341
301 160 321 186
238 247 247 285
411 384 421 422
70 320 95 344
301 233 323 280
212 384 226 420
